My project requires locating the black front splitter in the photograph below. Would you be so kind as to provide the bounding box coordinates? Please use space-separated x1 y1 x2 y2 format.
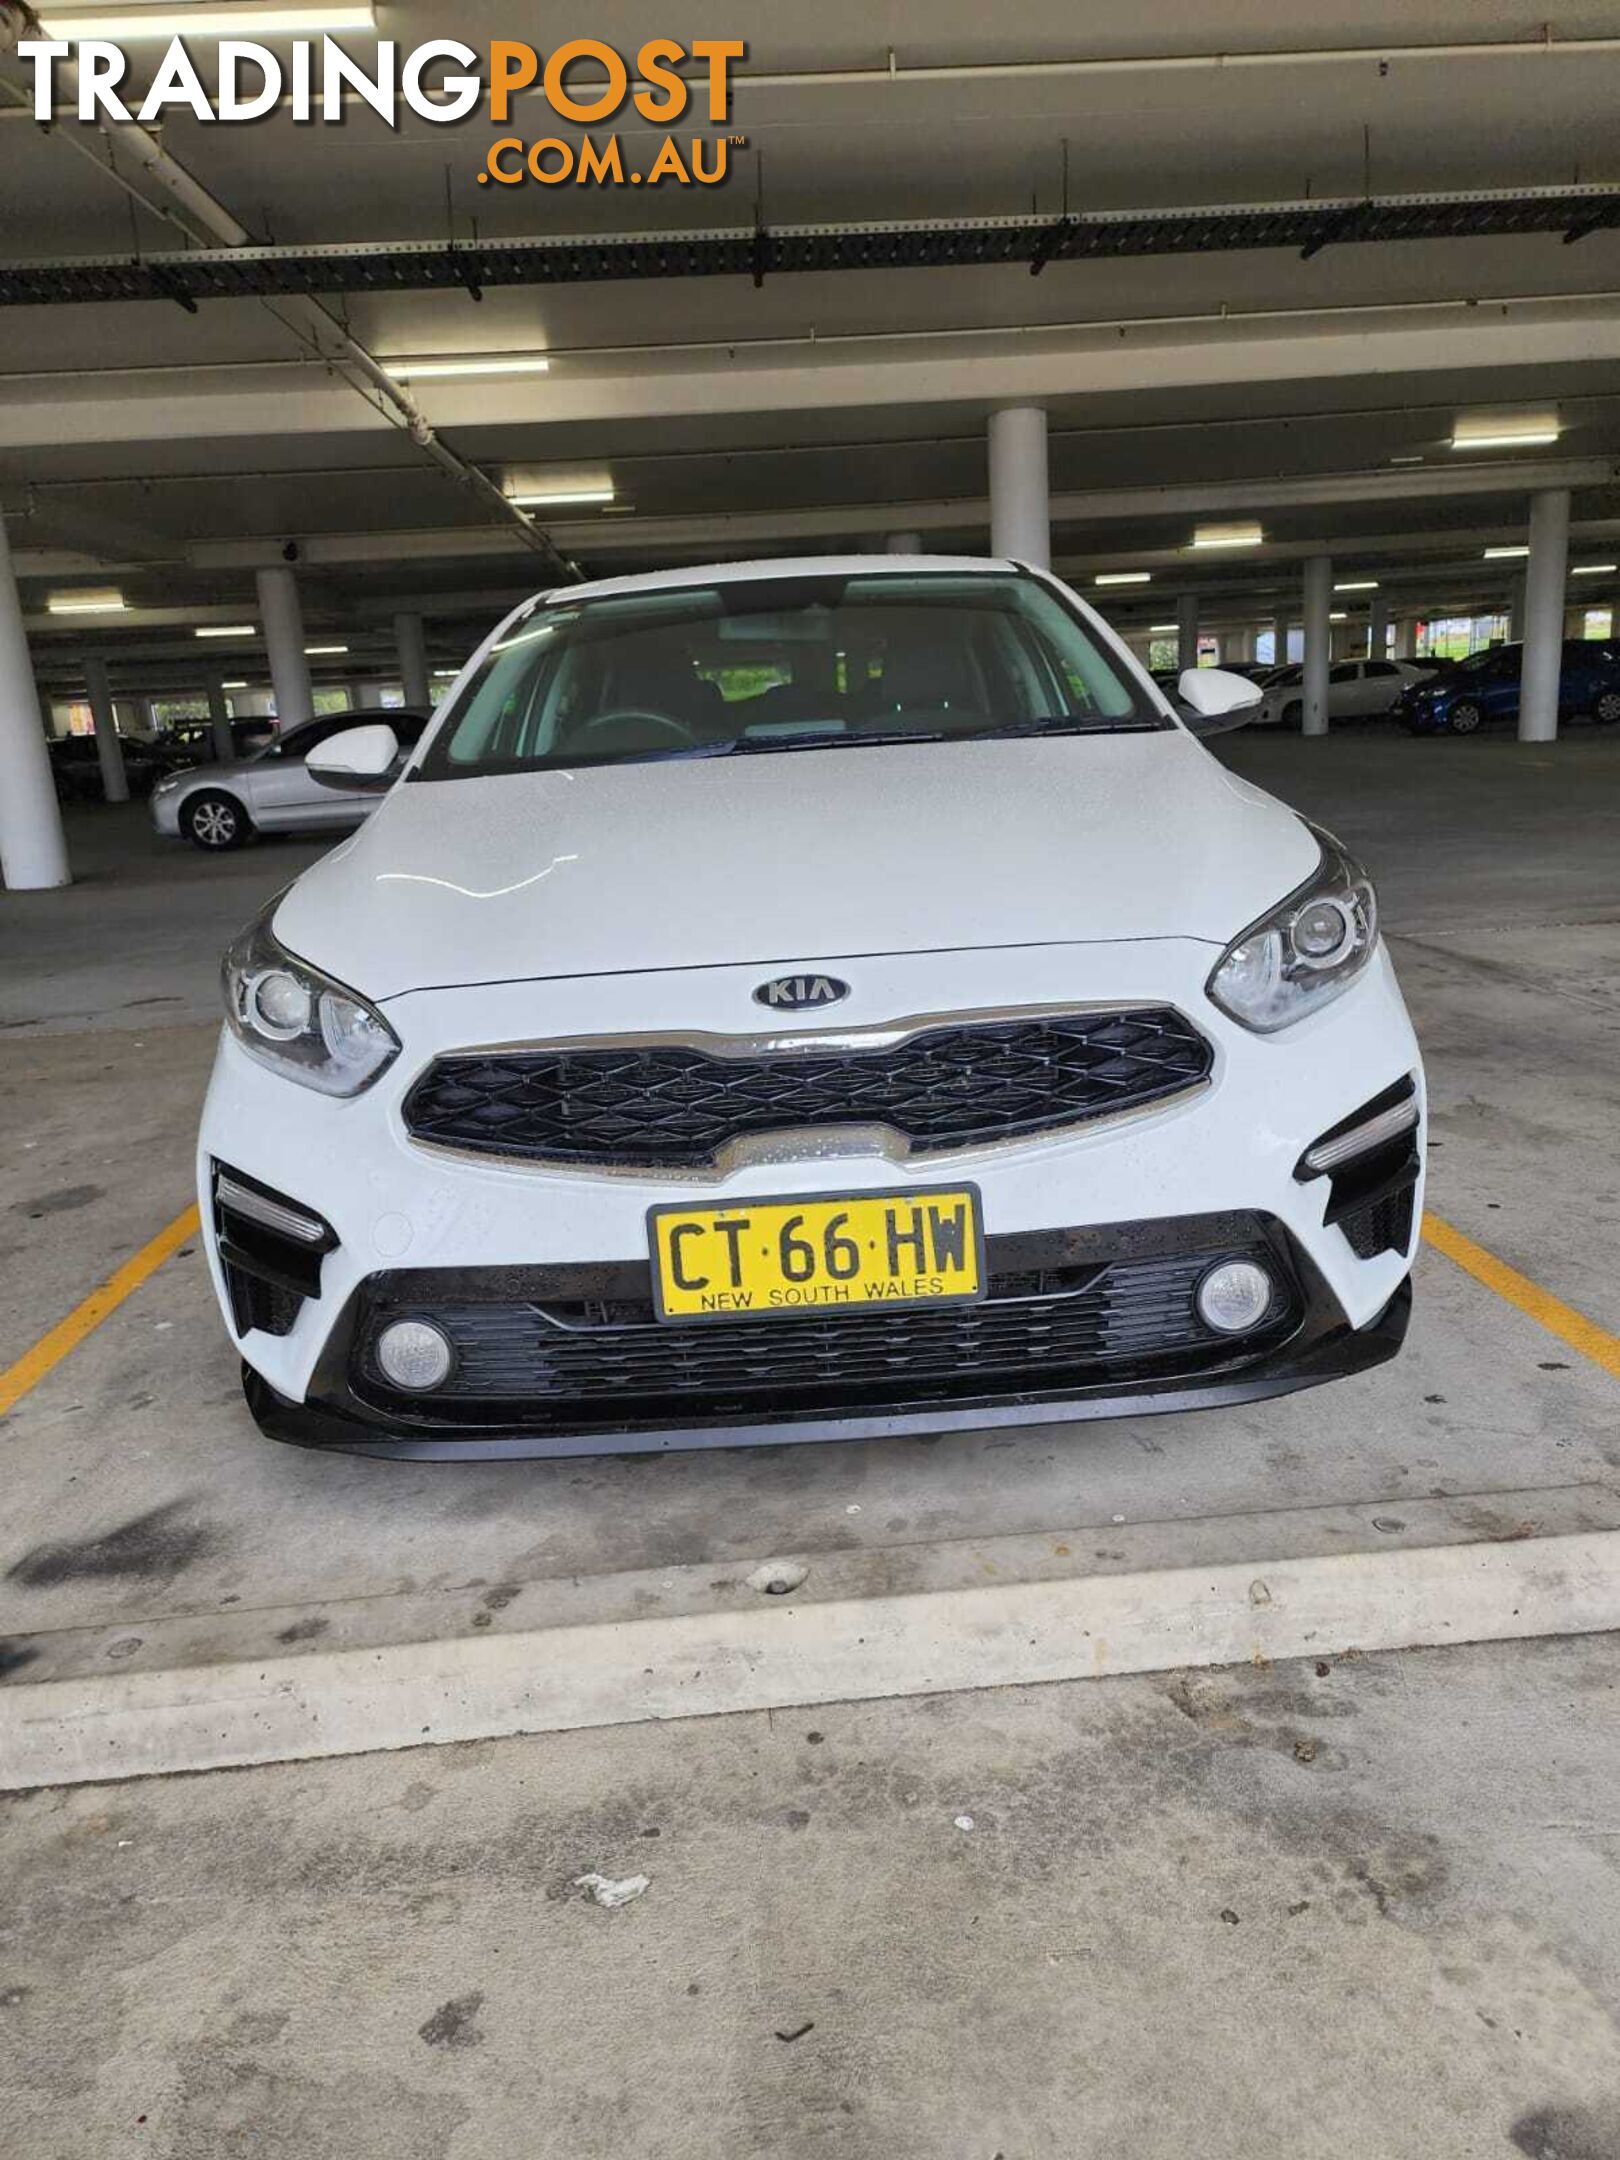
243 1279 1411 1463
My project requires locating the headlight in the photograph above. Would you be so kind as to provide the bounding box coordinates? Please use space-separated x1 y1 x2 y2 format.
1207 828 1378 1034
153 774 180 795
222 902 399 1096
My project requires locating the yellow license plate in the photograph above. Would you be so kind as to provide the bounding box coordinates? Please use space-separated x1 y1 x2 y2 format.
648 1186 985 1324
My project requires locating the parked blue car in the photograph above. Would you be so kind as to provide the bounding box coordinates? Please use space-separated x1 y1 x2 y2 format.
1396 639 1620 735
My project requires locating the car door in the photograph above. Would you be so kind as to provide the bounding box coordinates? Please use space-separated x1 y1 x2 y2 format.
1327 661 1364 717
245 716 373 829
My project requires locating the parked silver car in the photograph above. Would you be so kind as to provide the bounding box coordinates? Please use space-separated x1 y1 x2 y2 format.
150 709 430 851
1254 659 1434 729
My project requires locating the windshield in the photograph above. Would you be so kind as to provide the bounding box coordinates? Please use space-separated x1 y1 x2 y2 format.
416 571 1163 779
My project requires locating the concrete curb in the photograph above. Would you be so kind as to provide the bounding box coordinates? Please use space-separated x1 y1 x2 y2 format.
5 1525 1619 1790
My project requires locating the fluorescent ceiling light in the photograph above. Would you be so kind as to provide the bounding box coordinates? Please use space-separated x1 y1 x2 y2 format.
305 643 349 655
1571 562 1617 576
508 489 616 508
41 5 376 36
1451 412 1560 452
384 355 551 382
1094 571 1152 587
1329 611 1348 622
222 680 248 689
1191 522 1263 550
195 624 257 638
1149 622 1178 633
1482 546 1530 560
1334 580 1379 592
47 588 125 614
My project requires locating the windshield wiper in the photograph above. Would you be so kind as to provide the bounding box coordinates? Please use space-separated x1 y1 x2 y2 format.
955 717 1164 740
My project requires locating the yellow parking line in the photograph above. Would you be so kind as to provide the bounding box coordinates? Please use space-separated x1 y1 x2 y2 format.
1423 1211 1620 1380
0 1204 201 1420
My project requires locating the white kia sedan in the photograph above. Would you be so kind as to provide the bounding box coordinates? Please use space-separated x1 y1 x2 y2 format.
199 558 1423 1459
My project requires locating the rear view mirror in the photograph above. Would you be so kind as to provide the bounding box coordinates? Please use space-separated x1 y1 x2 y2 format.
306 723 402 792
1176 667 1263 735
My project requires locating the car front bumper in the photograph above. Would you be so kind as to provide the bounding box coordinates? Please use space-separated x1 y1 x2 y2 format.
198 937 1424 1459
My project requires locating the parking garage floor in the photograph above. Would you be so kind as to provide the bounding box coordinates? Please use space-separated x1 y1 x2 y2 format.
3 731 1620 2148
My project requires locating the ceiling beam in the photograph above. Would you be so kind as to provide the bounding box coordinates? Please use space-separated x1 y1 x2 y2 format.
6 186 1620 308
7 306 1620 454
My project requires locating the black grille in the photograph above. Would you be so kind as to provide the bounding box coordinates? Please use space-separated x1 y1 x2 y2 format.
1339 1186 1417 1261
402 1011 1212 1169
355 1247 1293 1422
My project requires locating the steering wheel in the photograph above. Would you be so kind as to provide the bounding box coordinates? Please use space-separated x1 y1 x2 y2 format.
574 709 698 752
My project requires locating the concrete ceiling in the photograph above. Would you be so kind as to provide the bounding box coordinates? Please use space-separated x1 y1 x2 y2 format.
3 0 1620 692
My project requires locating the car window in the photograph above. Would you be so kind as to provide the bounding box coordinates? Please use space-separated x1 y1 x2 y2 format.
418 573 1162 779
1366 661 1400 679
1329 663 1359 685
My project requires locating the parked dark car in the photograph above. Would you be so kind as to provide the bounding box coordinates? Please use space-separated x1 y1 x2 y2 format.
48 734 180 803
1396 640 1620 734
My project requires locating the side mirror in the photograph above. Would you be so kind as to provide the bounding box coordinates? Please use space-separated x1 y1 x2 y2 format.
1175 667 1263 735
306 722 402 793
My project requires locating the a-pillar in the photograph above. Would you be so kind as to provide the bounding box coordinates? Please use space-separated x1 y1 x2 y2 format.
395 612 431 709
0 510 70 889
206 676 234 762
1301 556 1333 736
256 563 313 731
1175 592 1200 672
1519 489 1571 743
82 656 129 804
988 407 1049 569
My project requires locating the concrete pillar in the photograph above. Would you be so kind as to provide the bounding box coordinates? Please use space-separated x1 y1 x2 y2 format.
1393 618 1417 660
0 511 70 889
395 612 431 709
256 563 312 731
988 407 1050 569
82 656 130 805
355 680 387 710
1368 592 1389 658
1519 488 1571 743
1302 556 1333 737
885 532 923 555
1508 570 1527 642
206 676 234 762
1176 592 1200 671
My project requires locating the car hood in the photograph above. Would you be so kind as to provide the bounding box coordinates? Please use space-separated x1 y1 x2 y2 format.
272 732 1320 1001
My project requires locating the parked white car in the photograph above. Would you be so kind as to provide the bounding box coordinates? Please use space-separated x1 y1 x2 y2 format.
1255 658 1432 729
198 557 1423 1460
151 708 430 850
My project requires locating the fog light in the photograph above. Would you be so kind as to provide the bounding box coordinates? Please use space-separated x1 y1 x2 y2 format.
375 1317 454 1392
1196 1259 1276 1334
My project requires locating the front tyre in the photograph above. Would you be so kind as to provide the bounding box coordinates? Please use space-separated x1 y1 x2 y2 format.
1446 700 1484 736
183 789 251 851
1593 688 1620 725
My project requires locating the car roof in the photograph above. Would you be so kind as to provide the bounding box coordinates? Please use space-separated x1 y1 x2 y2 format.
534 554 1024 609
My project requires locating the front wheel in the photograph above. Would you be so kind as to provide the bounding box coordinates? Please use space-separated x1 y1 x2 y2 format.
1282 700 1303 729
183 789 251 851
1593 688 1620 725
1446 701 1484 736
